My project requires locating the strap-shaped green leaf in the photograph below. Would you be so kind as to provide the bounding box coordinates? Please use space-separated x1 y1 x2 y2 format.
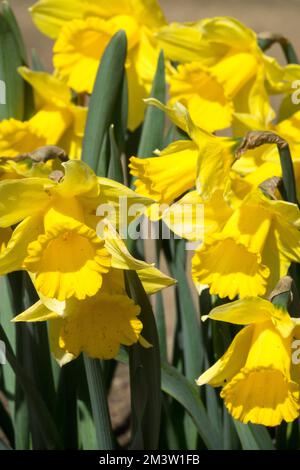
233 420 275 450
0 323 62 449
117 347 222 449
0 3 26 120
137 50 166 158
83 356 114 450
82 30 127 173
126 270 161 450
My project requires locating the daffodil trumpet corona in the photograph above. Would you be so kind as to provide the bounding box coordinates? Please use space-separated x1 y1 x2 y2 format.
197 296 300 427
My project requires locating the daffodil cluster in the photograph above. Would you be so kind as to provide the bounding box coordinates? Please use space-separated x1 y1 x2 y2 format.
0 159 173 364
3 0 300 433
130 16 300 426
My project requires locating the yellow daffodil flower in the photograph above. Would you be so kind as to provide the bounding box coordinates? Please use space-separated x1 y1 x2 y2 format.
192 189 300 298
234 107 300 178
0 160 174 301
162 189 233 242
12 269 150 364
30 0 166 130
130 99 240 207
197 297 300 426
167 56 250 132
0 67 87 161
158 17 300 130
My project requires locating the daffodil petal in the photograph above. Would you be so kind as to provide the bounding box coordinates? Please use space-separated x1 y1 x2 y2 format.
30 0 84 38
197 325 254 387
12 300 57 322
0 119 47 157
0 216 43 275
49 317 75 366
18 66 72 107
58 293 142 359
0 178 50 226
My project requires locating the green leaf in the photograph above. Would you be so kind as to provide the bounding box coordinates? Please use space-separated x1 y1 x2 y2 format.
9 273 57 449
161 361 222 450
2 1 27 63
258 36 298 64
6 272 30 450
113 71 128 156
0 324 62 449
77 399 96 450
125 271 161 450
222 406 240 450
0 3 25 120
155 226 167 362
233 420 275 450
23 276 56 418
82 30 127 173
159 396 180 449
83 356 114 450
281 42 299 64
107 124 124 184
137 50 166 157
155 290 167 361
277 143 298 205
117 348 222 449
77 355 97 450
57 361 79 449
31 48 44 72
169 239 203 380
0 276 16 419
164 237 203 448
0 395 14 448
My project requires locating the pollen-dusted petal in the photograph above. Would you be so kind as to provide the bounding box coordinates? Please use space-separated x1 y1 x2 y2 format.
169 62 234 132
58 293 142 359
222 368 300 426
24 220 111 301
192 237 270 299
130 140 198 204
